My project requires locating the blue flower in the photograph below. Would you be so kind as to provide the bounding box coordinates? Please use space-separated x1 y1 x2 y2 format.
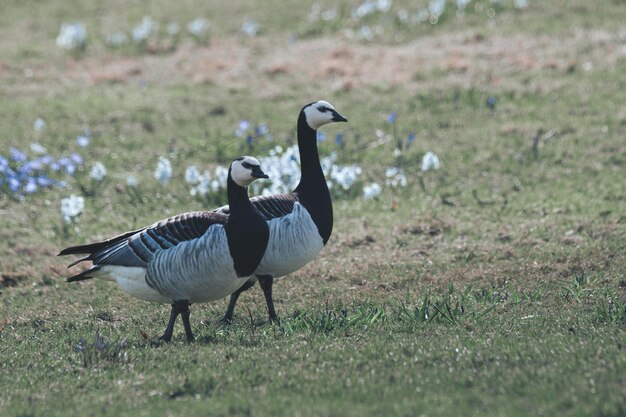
387 111 397 124
407 133 416 145
9 147 26 162
487 96 497 109
8 177 20 193
335 132 344 146
24 179 38 194
70 153 83 164
246 135 253 146
317 131 326 142
235 120 250 137
255 123 269 137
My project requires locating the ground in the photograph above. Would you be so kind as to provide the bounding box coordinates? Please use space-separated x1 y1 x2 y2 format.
0 1 625 416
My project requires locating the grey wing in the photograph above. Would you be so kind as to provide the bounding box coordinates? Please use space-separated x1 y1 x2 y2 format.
215 193 298 221
68 211 228 268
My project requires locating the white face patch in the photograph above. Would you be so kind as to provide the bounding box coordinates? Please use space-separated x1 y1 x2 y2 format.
303 100 339 130
230 156 262 187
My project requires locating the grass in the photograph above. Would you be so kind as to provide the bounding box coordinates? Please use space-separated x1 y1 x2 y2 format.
1 1 625 416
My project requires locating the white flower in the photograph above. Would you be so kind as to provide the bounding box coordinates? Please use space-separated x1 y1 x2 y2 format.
34 118 46 131
330 165 362 190
76 134 89 147
154 157 172 184
514 0 529 9
214 165 229 188
189 170 213 196
429 0 447 17
61 195 85 223
30 143 47 154
166 22 180 36
421 151 441 172
385 167 408 187
132 16 157 43
89 162 107 181
56 23 87 50
106 32 128 47
363 182 382 200
126 175 138 187
185 166 201 184
242 19 259 37
187 18 209 36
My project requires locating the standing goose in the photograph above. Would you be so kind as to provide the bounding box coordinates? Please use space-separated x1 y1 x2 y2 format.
217 100 347 324
59 156 270 341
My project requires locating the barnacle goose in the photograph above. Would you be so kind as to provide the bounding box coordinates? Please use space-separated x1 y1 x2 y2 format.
59 156 270 342
216 100 348 324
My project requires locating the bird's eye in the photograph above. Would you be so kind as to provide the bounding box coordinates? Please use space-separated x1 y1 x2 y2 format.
318 106 328 113
242 162 252 169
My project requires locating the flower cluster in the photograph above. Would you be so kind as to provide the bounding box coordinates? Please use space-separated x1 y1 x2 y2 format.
56 23 87 51
58 16 261 53
61 195 85 224
338 0 531 41
185 164 229 197
0 145 83 198
235 119 271 147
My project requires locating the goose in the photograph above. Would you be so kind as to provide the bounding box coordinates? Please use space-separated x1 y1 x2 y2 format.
58 156 270 341
216 100 347 324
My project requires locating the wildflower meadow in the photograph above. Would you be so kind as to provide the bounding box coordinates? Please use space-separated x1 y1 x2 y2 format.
1 1 625 416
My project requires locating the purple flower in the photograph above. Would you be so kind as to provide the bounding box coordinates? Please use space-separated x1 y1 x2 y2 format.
9 147 26 162
65 164 76 176
235 120 250 137
8 177 20 193
37 176 55 187
387 111 397 124
407 133 416 144
24 179 38 194
487 96 497 109
255 123 269 137
40 155 54 165
70 153 83 164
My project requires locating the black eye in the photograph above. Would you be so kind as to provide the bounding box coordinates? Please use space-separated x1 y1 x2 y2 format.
242 162 252 169
318 106 329 113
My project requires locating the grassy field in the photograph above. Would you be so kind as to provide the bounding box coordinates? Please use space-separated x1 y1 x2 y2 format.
1 1 625 416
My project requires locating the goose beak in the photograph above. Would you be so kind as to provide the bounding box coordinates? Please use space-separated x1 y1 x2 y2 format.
332 111 348 123
251 166 269 179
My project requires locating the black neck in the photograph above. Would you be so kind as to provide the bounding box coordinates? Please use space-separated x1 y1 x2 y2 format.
226 175 254 214
294 110 333 244
225 172 269 277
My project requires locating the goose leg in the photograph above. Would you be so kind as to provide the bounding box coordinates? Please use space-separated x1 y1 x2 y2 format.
258 275 279 323
219 279 256 325
178 301 194 342
159 302 180 342
159 300 193 342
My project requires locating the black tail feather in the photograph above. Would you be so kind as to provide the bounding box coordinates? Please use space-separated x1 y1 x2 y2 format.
58 228 142 256
67 266 100 282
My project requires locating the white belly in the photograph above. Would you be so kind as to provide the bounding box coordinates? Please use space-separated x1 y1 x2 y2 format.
255 203 324 278
100 265 169 303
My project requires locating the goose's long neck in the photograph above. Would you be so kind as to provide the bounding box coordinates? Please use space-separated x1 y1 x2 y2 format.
295 112 326 196
294 111 333 244
226 176 252 214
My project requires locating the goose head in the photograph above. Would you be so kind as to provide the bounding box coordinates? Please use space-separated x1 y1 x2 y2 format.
302 100 348 130
230 156 269 187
